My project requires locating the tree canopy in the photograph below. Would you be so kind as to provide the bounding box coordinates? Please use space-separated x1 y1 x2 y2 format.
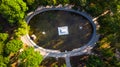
14 20 29 38
86 55 104 67
0 33 8 54
0 33 8 42
0 55 9 67
0 0 28 24
5 39 23 54
19 47 43 67
0 0 120 67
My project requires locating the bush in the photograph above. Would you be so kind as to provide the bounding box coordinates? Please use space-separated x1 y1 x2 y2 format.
0 55 9 67
0 0 28 24
14 20 29 38
5 39 23 54
0 33 8 42
86 55 104 67
19 47 43 67
0 42 4 54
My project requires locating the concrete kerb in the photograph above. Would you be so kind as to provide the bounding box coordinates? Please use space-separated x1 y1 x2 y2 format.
25 7 97 57
23 6 99 67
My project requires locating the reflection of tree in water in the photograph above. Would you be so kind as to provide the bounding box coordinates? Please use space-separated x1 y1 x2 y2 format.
70 55 88 67
29 10 93 51
40 57 66 67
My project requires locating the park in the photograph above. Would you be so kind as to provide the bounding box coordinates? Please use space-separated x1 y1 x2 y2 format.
0 0 120 67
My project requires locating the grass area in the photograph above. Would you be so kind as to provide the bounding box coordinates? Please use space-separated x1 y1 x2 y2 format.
29 10 93 51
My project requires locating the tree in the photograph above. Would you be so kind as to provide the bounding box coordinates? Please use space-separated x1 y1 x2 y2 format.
19 47 43 67
0 55 7 67
98 4 120 49
0 0 28 24
0 33 8 42
24 0 35 5
23 0 37 11
56 0 70 5
24 0 70 11
86 55 104 67
5 39 23 54
0 33 8 54
0 42 4 55
79 0 119 17
0 55 10 67
14 20 29 38
98 47 120 67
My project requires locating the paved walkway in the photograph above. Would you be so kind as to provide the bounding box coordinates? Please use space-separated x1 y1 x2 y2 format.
65 55 71 67
21 34 99 67
22 5 100 67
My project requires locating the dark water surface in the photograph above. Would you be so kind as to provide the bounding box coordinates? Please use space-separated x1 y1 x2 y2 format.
29 10 93 51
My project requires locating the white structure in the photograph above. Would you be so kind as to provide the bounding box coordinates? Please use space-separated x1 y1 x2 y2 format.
24 6 99 67
58 26 69 36
42 31 46 35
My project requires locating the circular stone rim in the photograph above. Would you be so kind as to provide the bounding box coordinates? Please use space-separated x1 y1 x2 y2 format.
26 8 96 52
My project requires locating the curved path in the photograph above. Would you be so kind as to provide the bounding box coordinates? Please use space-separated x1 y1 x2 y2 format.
21 34 99 67
21 34 100 57
21 5 100 67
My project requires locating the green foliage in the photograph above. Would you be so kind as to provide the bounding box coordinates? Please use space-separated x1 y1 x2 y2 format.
5 39 23 54
0 61 6 67
53 0 57 5
61 64 66 67
0 63 6 67
21 52 43 67
100 48 115 58
0 33 8 66
37 0 53 5
86 55 104 67
0 0 28 24
25 0 35 5
14 20 29 38
117 5 120 11
0 33 8 42
56 0 70 5
19 47 43 67
0 33 8 54
100 48 120 67
82 0 119 16
23 0 37 11
69 0 87 6
19 47 34 59
49 63 66 67
98 11 120 49
0 42 4 54
86 3 103 16
24 0 70 11
99 13 120 34
96 0 120 52
0 0 119 67
80 0 87 6
0 55 9 67
107 57 120 67
3 57 9 64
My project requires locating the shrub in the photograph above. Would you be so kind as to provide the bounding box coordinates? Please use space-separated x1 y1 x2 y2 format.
5 39 23 54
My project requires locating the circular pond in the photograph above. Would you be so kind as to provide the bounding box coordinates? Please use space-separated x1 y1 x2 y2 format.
28 8 95 52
